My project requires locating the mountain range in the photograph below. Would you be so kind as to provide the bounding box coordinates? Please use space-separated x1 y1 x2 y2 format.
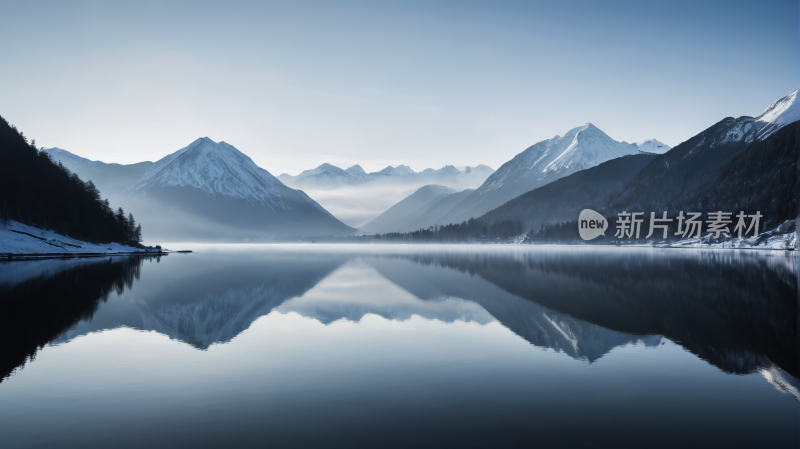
278 163 494 191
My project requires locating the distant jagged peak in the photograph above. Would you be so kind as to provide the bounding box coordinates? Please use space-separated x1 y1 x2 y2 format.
391 164 415 176
374 165 416 176
755 88 800 140
346 164 366 174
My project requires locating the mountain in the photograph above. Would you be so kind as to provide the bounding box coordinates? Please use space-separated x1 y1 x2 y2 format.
279 163 494 190
43 147 152 200
436 123 660 225
126 137 355 241
359 184 455 234
480 153 659 227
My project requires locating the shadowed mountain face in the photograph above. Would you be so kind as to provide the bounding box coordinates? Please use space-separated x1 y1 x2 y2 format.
612 120 800 232
1 248 796 390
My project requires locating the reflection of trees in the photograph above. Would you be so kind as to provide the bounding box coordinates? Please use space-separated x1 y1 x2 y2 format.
389 250 798 378
0 256 149 383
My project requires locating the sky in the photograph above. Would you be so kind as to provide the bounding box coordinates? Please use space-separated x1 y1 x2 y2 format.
1 0 797 175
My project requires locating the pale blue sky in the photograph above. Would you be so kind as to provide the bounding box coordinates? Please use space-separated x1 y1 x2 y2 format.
1 0 797 174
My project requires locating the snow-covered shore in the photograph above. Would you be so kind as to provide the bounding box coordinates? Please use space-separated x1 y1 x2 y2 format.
0 220 157 255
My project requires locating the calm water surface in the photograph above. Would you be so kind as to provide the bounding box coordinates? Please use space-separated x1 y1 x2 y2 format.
0 245 798 448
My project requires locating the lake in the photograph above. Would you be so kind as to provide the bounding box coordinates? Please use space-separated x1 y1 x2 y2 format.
0 245 798 448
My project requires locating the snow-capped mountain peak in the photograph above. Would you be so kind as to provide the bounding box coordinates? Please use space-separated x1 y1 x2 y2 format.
131 137 289 206
755 88 800 140
541 123 642 174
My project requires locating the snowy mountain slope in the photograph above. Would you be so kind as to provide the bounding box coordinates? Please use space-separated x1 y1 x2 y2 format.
359 184 455 234
437 123 654 225
126 137 355 240
755 88 800 140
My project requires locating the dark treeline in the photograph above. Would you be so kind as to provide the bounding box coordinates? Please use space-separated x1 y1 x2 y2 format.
0 116 142 243
292 218 532 243
526 220 580 242
378 218 525 242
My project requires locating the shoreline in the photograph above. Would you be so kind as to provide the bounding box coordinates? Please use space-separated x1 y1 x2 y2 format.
1 250 192 262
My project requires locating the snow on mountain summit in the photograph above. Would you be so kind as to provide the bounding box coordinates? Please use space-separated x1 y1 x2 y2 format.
755 88 800 140
131 137 289 206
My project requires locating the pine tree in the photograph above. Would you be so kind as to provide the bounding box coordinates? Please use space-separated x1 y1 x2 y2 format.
127 213 136 240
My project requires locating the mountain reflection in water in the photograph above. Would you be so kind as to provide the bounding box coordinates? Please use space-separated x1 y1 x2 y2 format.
1 247 797 397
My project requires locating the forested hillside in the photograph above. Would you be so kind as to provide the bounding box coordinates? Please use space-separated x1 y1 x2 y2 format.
0 116 142 243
